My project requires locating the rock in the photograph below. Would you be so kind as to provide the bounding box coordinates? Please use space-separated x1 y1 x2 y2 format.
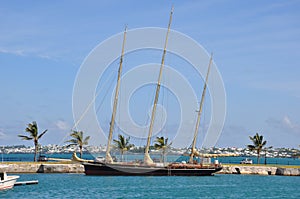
38 164 84 173
219 165 277 175
275 168 300 176
2 163 84 173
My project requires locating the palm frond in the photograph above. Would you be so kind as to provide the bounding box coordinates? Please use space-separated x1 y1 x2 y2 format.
66 130 89 151
18 135 33 140
247 145 255 151
65 138 78 144
65 143 77 148
154 136 171 151
83 136 90 145
113 134 133 151
38 129 48 139
25 121 38 137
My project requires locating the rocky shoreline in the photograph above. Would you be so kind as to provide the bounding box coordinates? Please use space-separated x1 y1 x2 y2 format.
1 163 84 173
1 163 299 176
220 165 300 176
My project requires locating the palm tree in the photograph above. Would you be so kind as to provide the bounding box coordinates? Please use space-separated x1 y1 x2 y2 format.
154 136 171 163
18 121 48 162
113 134 134 162
65 130 90 158
247 133 267 164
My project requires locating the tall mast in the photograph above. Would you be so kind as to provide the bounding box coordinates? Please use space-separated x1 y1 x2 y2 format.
144 7 174 165
105 26 127 163
189 53 213 163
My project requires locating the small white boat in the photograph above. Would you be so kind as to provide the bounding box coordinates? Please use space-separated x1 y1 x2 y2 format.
240 158 253 164
0 165 19 190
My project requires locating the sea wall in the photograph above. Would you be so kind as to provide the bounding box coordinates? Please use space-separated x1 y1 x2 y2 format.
38 164 84 173
220 165 300 176
1 163 84 173
3 163 41 173
275 167 300 176
1 163 299 175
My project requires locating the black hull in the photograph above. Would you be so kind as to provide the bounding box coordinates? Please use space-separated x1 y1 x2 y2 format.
83 162 222 176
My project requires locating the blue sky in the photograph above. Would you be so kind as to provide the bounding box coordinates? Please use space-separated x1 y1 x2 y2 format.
0 0 299 148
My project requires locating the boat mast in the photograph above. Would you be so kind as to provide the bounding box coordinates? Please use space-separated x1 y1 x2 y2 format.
144 7 174 165
189 54 213 163
105 26 127 163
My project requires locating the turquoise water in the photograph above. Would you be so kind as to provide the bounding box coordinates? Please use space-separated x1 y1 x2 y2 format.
1 174 300 198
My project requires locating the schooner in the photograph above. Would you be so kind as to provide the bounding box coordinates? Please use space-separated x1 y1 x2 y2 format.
83 7 223 176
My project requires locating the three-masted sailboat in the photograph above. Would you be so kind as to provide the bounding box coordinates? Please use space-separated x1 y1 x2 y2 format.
83 7 222 176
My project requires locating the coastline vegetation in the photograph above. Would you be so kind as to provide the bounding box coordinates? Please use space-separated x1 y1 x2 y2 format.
12 125 299 164
113 134 134 162
154 136 171 163
247 133 267 164
65 130 90 158
17 121 48 162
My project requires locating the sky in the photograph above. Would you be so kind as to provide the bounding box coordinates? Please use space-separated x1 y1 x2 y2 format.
0 0 299 148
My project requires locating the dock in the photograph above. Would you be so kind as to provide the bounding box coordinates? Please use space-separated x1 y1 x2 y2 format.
15 180 39 186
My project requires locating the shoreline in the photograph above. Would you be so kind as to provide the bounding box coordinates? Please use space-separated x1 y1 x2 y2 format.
220 164 300 176
0 162 84 173
1 162 300 176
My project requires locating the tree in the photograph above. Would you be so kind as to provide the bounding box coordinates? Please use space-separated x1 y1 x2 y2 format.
18 121 48 162
247 133 267 164
154 136 171 163
113 134 134 162
65 130 90 158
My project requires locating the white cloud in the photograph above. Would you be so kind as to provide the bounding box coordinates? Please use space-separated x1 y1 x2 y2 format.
0 48 25 56
0 47 60 62
283 116 293 129
266 116 300 133
0 130 7 139
54 120 70 131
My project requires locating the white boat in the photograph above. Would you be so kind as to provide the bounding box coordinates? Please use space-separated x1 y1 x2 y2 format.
0 165 19 190
240 158 253 164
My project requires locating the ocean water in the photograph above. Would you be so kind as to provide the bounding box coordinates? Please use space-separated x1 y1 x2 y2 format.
1 174 300 199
